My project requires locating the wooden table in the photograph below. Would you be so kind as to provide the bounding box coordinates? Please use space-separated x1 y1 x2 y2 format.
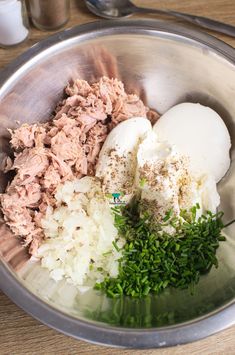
1 1 235 354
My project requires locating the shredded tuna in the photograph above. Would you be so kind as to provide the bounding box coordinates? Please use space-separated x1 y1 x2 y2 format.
147 108 161 124
0 76 159 255
12 147 49 183
65 79 92 97
10 124 47 150
43 165 61 189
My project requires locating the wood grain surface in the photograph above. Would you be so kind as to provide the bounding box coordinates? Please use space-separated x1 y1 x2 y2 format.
1 0 235 354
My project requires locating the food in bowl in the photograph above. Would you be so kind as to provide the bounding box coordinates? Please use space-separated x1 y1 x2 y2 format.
0 76 232 298
0 77 158 254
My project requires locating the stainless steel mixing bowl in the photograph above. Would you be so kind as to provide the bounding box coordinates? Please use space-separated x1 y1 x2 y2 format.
0 20 235 348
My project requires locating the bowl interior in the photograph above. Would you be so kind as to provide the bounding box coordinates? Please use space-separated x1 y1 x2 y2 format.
1 23 235 331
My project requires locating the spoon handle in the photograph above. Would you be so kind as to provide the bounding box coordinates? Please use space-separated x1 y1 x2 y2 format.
134 7 235 38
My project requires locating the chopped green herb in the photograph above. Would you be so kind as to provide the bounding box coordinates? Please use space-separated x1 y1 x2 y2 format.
139 177 147 188
95 200 231 298
102 250 112 256
112 240 120 252
105 193 113 199
163 209 173 222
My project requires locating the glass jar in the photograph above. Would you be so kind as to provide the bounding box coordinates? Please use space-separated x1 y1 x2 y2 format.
29 0 70 31
0 0 29 48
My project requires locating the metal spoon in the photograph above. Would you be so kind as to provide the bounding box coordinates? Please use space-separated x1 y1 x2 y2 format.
85 0 235 38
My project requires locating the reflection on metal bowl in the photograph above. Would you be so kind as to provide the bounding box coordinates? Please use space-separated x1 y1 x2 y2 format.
0 19 235 348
